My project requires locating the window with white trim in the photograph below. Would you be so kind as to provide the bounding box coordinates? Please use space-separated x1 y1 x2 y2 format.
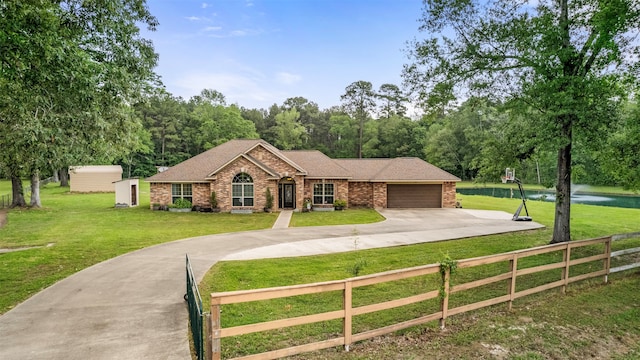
313 183 334 205
171 183 192 203
232 173 254 206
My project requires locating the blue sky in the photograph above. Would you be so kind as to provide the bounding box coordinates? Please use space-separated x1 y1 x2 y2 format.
143 0 424 110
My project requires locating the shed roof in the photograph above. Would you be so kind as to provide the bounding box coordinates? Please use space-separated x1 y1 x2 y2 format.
69 165 122 174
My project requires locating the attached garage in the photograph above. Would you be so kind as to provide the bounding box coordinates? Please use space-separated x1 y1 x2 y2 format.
387 184 442 208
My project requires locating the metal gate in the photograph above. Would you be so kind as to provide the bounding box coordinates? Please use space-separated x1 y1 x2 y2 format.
186 255 209 360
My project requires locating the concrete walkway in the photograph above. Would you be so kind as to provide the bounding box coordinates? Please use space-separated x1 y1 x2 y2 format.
271 209 293 229
0 209 543 360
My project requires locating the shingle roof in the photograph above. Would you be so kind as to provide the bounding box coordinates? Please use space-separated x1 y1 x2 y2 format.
146 139 460 183
334 158 460 182
280 150 352 179
146 139 289 182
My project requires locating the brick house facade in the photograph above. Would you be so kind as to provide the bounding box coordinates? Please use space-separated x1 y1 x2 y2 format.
147 139 460 212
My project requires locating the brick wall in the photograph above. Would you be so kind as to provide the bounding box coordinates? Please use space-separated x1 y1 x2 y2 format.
442 181 458 208
212 157 278 212
348 182 373 207
373 183 387 208
149 183 171 208
193 183 210 208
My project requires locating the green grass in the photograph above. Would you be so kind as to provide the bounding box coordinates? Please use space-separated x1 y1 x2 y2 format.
201 194 640 359
2 179 640 358
290 208 385 227
0 181 387 315
457 180 640 195
0 181 278 314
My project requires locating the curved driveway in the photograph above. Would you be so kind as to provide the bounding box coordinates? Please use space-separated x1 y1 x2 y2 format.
0 209 543 359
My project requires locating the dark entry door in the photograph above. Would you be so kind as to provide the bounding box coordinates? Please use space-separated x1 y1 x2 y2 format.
283 184 295 208
131 184 137 205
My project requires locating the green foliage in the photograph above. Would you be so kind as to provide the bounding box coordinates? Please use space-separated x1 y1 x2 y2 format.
272 109 307 150
210 191 218 208
439 253 458 300
404 0 640 242
347 257 368 277
341 81 377 158
194 103 259 150
0 0 159 185
333 199 347 208
171 198 192 209
264 188 273 209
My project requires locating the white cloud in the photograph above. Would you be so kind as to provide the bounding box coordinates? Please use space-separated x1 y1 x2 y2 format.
245 1 254 7
173 72 287 107
206 28 262 38
203 26 222 32
276 72 302 85
201 3 210 9
185 16 202 21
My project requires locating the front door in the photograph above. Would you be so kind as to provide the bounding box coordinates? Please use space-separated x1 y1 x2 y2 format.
283 184 295 208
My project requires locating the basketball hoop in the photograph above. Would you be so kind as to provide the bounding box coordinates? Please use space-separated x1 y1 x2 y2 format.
504 168 515 182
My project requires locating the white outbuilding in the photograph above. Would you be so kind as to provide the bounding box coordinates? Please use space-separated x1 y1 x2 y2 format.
68 165 123 192
114 178 139 207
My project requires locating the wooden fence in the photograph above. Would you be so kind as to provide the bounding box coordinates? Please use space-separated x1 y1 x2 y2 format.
0 193 11 209
209 235 639 360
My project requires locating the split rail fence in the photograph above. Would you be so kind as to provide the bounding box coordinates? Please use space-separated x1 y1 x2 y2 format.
205 234 640 360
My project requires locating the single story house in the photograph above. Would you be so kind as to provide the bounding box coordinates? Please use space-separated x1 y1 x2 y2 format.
69 165 123 192
146 139 460 212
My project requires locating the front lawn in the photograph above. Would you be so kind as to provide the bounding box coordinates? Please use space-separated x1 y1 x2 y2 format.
0 181 278 314
290 208 384 227
200 194 640 359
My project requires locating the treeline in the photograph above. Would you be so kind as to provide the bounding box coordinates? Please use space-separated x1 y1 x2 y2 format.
121 82 640 189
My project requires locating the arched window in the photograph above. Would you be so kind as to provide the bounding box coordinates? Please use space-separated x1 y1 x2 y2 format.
232 173 254 207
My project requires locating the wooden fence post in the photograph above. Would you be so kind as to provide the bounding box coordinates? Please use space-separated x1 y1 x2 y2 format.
604 237 612 283
204 313 212 360
508 254 518 311
210 297 221 360
343 281 352 352
562 245 571 294
439 267 450 330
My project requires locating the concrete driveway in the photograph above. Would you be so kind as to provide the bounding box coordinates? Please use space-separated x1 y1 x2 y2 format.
0 209 543 360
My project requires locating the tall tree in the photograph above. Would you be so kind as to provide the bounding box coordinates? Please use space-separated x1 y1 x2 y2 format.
272 109 307 150
194 103 258 150
0 0 158 207
377 84 408 118
341 81 377 158
136 92 187 166
405 0 640 243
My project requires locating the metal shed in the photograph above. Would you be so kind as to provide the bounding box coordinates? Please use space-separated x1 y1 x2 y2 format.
114 178 139 207
69 165 123 192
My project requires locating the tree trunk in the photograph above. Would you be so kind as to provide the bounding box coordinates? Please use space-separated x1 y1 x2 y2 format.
357 116 363 159
11 175 27 207
551 138 572 244
59 167 69 187
52 167 60 182
30 171 42 208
